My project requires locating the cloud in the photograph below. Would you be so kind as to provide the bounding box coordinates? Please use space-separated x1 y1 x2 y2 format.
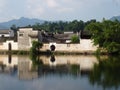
57 7 73 13
25 0 76 18
30 7 44 17
46 0 59 8
0 0 6 13
25 0 45 18
0 0 120 22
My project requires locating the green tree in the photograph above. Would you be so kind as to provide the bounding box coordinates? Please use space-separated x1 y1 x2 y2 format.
10 24 18 41
30 41 43 55
71 35 80 43
86 20 120 54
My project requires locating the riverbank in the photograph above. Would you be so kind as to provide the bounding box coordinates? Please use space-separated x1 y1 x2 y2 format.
0 50 108 55
0 50 29 55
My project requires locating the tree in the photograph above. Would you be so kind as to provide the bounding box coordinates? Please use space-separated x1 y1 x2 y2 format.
86 20 120 54
71 35 80 43
30 41 43 55
10 24 18 41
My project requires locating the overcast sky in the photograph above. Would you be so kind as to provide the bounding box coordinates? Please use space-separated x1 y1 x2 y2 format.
0 0 120 22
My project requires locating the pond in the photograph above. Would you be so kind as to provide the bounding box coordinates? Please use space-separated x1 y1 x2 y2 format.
0 55 120 90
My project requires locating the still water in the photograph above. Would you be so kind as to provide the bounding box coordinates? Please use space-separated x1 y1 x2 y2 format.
0 55 120 90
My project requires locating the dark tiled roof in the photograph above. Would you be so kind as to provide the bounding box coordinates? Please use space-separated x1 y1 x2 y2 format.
81 30 92 39
0 30 11 34
54 33 76 40
41 32 78 43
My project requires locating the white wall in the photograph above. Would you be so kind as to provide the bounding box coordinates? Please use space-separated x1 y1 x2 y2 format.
41 39 97 52
0 34 10 37
0 39 97 52
3 40 18 50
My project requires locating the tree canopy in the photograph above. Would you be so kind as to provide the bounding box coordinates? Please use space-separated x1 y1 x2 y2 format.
86 20 120 54
30 41 43 55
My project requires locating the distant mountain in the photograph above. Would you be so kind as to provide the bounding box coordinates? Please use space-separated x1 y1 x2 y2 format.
110 15 120 21
0 17 46 29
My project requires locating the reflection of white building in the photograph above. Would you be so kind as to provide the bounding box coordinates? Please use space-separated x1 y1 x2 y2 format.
0 55 18 73
40 55 98 71
79 57 98 71
0 55 99 77
49 56 57 66
18 57 38 80
0 55 38 80
0 55 18 67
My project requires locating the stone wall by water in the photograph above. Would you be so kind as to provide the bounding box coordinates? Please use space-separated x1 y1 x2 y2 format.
41 39 97 52
0 39 97 52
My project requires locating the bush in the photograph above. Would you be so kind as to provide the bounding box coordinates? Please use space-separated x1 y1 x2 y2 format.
71 35 80 43
30 41 43 55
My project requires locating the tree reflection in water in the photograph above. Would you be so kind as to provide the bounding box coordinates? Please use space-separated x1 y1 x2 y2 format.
89 56 120 90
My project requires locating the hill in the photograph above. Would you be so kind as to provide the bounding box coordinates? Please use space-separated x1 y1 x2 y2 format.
110 15 120 21
0 17 45 29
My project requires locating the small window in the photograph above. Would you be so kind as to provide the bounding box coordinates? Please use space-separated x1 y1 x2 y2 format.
19 33 23 36
1 35 4 37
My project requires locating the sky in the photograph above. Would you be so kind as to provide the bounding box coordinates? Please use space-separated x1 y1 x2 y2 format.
0 0 120 22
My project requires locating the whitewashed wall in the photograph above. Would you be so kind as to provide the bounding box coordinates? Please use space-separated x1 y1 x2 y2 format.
41 39 97 52
0 40 18 50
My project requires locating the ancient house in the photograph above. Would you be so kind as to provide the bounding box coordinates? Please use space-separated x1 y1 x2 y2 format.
0 29 14 38
17 28 39 50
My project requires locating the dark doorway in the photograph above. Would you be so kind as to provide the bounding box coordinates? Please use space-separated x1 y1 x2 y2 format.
8 43 12 51
50 45 56 51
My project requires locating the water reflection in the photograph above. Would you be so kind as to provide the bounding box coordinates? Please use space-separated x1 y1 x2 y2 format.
0 55 98 78
50 55 55 63
8 54 12 64
89 56 120 90
0 55 17 74
0 55 120 90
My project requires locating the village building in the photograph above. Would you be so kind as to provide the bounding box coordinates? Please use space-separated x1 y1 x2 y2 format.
0 29 14 38
17 27 40 50
0 29 15 43
41 31 78 43
40 30 97 52
0 29 17 50
0 27 97 52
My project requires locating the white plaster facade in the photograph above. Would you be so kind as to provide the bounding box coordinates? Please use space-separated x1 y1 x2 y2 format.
0 40 18 50
17 28 38 50
41 39 97 52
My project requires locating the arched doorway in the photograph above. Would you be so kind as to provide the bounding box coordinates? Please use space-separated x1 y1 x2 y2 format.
8 43 12 51
50 45 56 51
